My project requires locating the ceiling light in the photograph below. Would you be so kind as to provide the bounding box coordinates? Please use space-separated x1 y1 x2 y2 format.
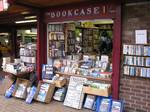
15 20 37 24
24 16 37 19
21 11 30 15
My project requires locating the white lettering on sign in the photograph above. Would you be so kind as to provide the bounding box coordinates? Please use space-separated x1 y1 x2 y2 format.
94 7 100 14
46 6 102 19
87 8 92 15
74 9 79 16
62 10 67 17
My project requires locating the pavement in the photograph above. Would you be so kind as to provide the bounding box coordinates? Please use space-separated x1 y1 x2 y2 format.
0 95 92 112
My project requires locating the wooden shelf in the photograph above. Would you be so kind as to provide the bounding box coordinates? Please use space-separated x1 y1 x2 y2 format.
123 54 150 57
20 55 36 57
123 74 150 79
123 64 150 68
0 71 33 78
56 72 112 83
123 43 150 46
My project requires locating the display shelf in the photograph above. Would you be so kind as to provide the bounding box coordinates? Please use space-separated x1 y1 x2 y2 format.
0 71 32 78
48 31 65 58
56 71 112 83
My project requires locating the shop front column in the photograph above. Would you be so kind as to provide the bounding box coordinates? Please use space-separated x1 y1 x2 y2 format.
37 12 47 80
112 5 121 99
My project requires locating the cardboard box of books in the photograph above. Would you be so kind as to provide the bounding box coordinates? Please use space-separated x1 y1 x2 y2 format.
54 77 67 88
0 75 15 95
83 85 111 97
34 81 55 103
13 78 31 99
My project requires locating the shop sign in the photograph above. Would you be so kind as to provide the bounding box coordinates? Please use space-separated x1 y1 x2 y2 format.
45 3 116 22
46 7 102 18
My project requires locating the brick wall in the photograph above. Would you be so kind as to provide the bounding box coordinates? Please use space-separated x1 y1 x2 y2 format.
120 2 150 112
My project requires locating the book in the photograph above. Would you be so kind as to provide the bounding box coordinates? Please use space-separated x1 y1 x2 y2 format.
146 68 150 78
140 68 147 77
111 100 123 112
145 57 150 67
99 98 111 112
130 67 135 76
123 66 130 75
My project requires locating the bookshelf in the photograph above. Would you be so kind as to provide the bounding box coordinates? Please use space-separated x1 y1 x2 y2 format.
123 44 150 78
48 32 65 58
67 30 76 54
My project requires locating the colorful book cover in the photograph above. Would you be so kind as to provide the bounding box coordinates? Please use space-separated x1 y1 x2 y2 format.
99 98 111 112
111 100 123 112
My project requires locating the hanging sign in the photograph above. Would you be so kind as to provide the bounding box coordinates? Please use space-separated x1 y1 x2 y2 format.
0 0 9 12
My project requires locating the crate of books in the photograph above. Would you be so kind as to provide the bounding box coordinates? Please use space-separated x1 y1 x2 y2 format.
34 81 55 103
83 82 111 97
54 77 67 88
12 78 31 99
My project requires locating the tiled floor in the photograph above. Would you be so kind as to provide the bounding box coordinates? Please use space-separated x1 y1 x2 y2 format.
0 96 92 112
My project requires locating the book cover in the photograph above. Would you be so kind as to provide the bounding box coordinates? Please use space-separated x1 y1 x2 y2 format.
99 98 111 112
111 100 123 112
145 57 150 67
146 68 150 78
140 68 147 77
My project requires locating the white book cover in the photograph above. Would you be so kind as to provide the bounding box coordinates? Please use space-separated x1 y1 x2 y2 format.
147 68 150 78
124 66 129 75
140 68 147 77
123 44 128 54
148 47 150 56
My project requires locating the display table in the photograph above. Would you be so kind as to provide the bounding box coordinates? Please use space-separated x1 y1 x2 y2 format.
56 72 112 83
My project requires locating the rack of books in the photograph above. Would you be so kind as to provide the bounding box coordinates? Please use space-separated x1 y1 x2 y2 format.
123 44 150 78
20 43 36 65
67 30 76 54
48 24 65 58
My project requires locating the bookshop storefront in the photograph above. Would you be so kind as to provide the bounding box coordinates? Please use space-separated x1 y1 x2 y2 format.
37 1 121 99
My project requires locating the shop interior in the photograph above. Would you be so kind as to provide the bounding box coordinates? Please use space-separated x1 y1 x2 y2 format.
47 19 113 74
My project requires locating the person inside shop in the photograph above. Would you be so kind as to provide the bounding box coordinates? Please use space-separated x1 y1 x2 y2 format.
98 31 112 56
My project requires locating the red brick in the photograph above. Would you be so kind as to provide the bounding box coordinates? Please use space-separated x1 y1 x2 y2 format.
135 85 147 90
136 93 146 98
131 96 141 101
131 88 142 93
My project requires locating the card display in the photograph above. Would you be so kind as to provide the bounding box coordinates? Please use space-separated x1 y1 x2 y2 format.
123 44 150 78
